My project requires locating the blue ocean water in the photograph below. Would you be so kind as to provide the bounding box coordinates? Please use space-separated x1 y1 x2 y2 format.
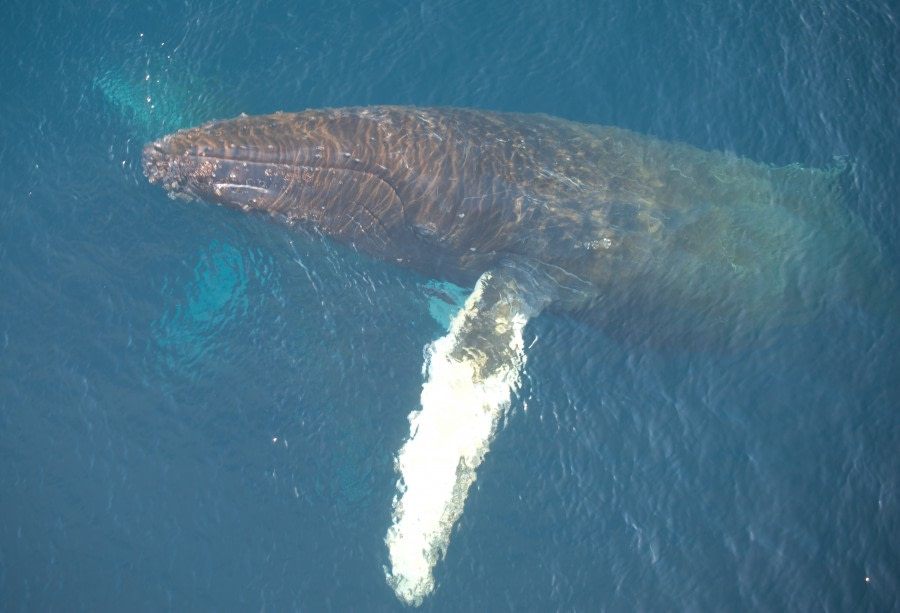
1 0 899 610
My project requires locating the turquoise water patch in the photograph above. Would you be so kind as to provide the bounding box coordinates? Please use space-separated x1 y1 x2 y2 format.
150 239 273 380
419 279 468 330
93 48 237 141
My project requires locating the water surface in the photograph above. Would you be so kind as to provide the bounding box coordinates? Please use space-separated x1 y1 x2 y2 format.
1 0 898 610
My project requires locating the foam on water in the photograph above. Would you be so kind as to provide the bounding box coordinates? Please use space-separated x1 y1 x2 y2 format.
384 275 532 606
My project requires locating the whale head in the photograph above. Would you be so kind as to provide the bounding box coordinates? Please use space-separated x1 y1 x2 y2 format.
143 110 415 255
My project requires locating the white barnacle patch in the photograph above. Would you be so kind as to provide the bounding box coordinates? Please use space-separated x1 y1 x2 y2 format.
575 236 615 250
212 183 272 201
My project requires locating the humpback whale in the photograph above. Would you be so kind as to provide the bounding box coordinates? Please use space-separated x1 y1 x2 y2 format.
143 106 881 605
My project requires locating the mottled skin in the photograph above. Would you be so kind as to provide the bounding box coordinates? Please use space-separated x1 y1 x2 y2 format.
144 106 873 346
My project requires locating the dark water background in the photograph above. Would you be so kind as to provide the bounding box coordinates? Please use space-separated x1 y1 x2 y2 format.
2 0 899 610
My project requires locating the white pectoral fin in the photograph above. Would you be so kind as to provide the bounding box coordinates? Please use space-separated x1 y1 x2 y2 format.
385 263 552 606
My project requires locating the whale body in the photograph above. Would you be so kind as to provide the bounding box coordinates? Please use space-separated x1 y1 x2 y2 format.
143 106 882 605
